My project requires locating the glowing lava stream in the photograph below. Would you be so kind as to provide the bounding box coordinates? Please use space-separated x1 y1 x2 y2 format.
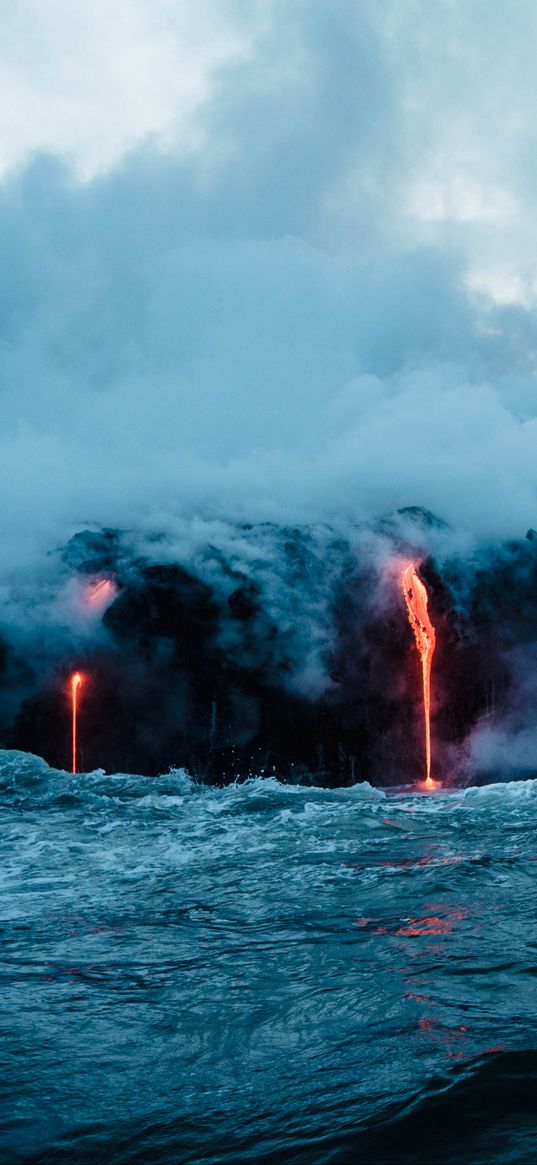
401 563 439 790
70 672 83 775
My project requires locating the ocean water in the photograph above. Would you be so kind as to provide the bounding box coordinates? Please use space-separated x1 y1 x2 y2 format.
2 751 537 1165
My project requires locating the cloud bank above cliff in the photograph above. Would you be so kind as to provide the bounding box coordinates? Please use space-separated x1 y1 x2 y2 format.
2 0 537 566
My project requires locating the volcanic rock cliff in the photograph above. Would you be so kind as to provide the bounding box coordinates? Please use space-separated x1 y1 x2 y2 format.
3 509 536 785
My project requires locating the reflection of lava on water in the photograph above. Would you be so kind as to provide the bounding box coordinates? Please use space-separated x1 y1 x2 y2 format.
354 904 470 937
396 914 460 936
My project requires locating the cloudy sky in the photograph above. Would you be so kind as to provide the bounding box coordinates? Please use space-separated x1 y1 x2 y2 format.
2 0 537 565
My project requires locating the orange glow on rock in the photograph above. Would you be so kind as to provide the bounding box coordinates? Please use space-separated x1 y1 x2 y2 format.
402 563 440 788
84 577 117 611
70 672 83 774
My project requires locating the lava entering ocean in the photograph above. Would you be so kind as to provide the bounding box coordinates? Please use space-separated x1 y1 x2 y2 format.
7 518 521 785
70 672 83 775
401 563 439 790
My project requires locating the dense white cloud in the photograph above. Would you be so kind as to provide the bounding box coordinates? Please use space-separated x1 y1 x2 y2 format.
1 0 537 571
0 0 258 178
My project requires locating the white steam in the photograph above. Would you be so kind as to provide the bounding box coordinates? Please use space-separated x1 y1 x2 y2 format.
1 1 537 567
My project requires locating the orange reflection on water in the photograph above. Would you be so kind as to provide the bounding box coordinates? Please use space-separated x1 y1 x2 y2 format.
396 915 453 936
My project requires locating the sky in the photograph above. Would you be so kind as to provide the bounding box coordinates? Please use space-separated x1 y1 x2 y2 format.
3 0 537 567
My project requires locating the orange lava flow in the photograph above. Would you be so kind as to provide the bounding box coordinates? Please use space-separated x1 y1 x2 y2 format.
70 672 83 774
401 563 437 788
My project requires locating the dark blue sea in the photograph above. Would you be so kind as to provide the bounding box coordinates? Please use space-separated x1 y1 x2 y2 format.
2 750 537 1164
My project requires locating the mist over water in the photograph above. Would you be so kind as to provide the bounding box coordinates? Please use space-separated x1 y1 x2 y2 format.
1 751 537 1164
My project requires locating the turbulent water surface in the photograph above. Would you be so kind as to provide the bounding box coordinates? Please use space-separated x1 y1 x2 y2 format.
2 751 537 1164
